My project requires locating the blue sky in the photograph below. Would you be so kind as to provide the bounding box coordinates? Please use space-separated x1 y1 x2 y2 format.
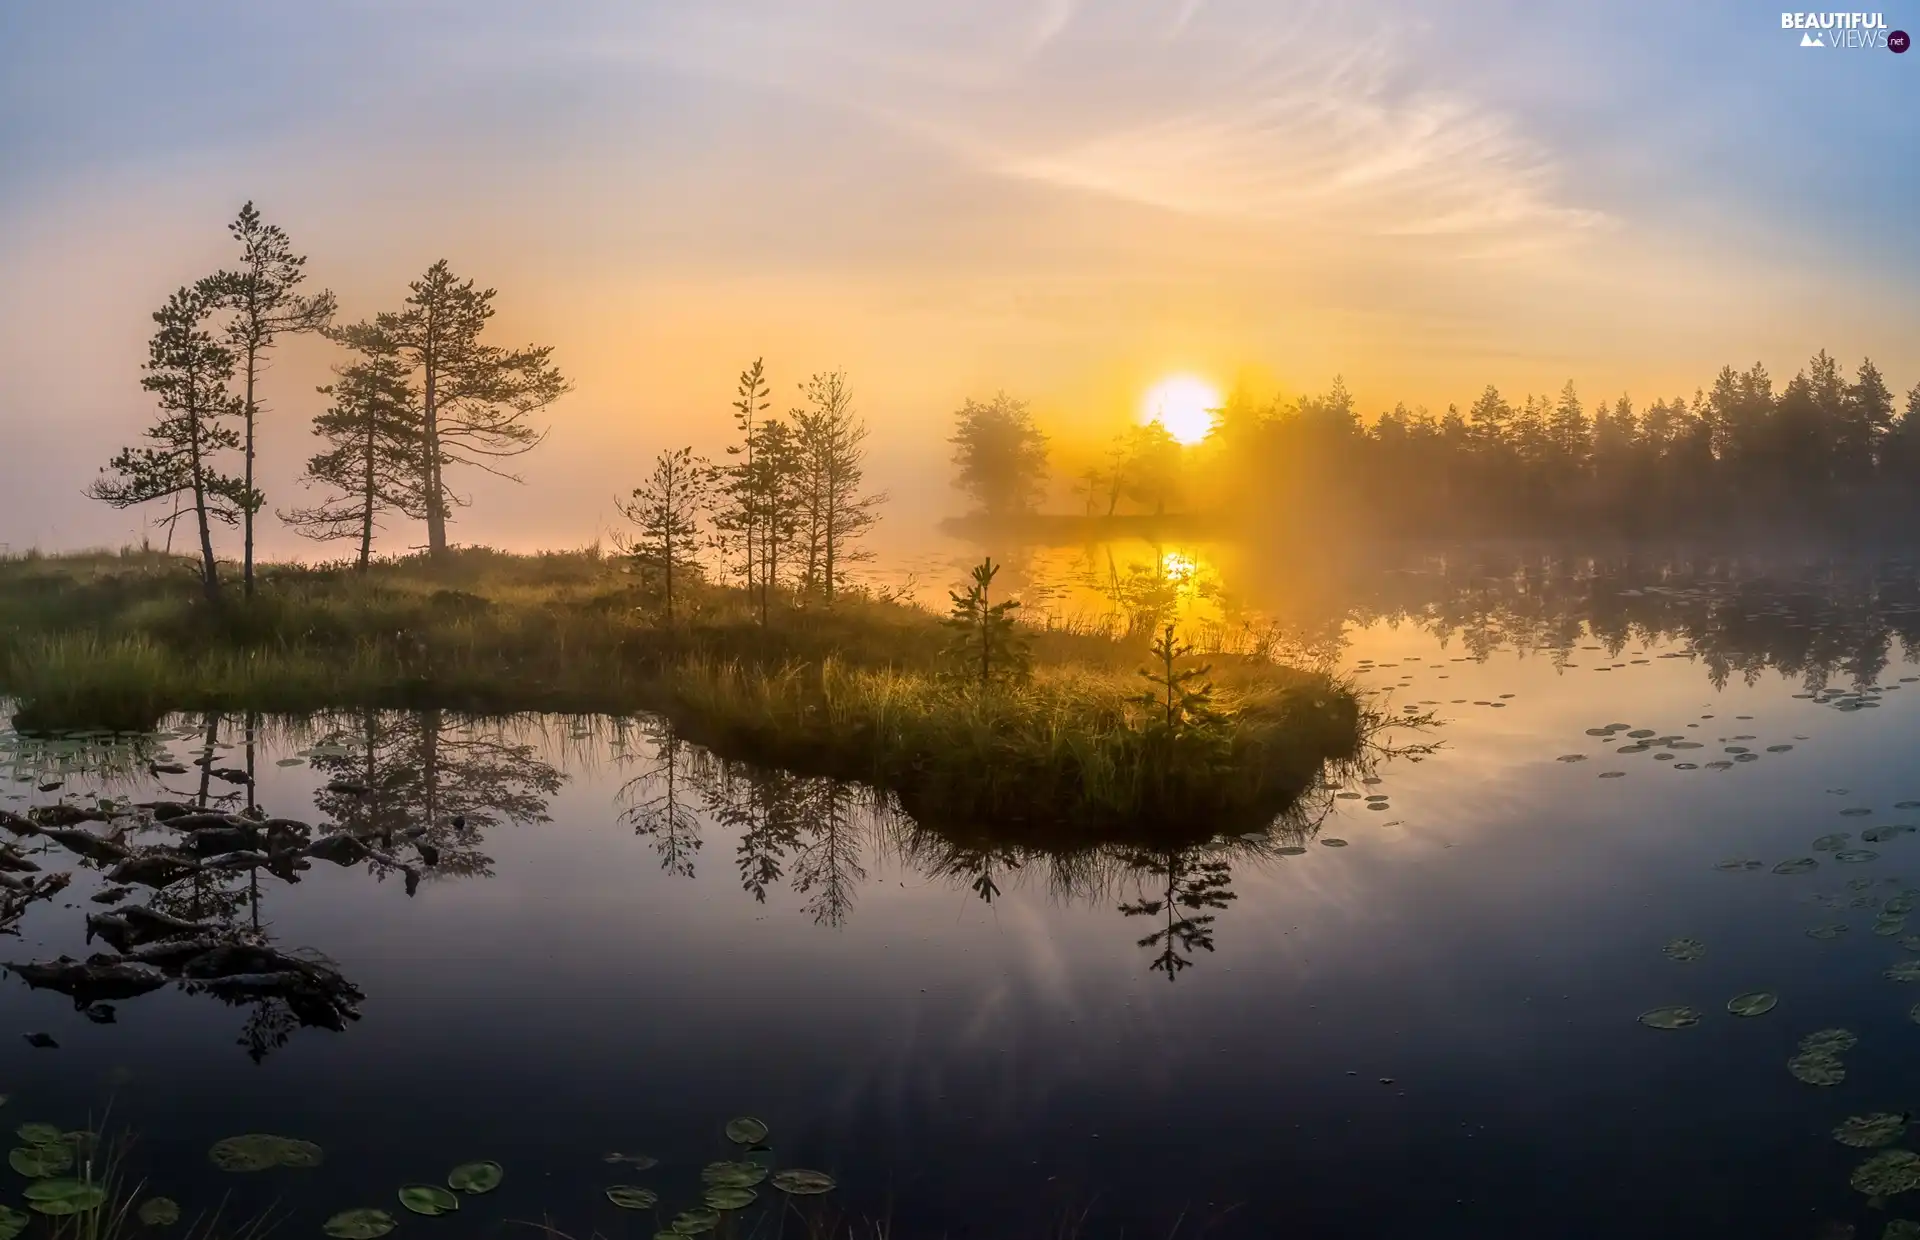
1 1 1915 550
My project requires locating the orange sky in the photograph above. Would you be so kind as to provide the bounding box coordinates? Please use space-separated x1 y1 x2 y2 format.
1 2 1915 558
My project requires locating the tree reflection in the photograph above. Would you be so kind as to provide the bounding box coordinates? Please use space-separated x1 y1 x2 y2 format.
1115 848 1238 981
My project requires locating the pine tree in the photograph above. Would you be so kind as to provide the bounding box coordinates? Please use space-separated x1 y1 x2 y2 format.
280 352 425 570
203 202 336 598
942 557 1029 688
1135 624 1222 735
331 261 568 559
791 371 884 604
715 358 772 600
617 447 716 624
88 284 247 601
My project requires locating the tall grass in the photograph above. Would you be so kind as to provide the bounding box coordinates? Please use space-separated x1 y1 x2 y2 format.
0 549 1366 834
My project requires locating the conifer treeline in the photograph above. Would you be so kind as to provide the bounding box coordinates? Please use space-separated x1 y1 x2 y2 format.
1204 351 1920 535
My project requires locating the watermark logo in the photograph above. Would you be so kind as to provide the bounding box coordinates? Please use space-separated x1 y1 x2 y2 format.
1781 12 1899 48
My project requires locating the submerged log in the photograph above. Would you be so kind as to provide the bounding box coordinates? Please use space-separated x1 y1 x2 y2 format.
0 810 40 836
105 850 201 889
30 804 110 827
4 955 169 1004
201 850 273 872
144 801 196 819
41 828 130 864
182 825 263 855
0 847 42 874
302 834 371 866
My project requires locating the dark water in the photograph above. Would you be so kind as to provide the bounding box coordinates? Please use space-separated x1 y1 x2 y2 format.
9 552 1920 1238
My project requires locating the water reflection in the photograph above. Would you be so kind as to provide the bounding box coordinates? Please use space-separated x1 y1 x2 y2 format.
3 709 565 1060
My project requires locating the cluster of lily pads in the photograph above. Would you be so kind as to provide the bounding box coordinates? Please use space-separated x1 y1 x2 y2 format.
6 1122 113 1219
594 1116 836 1236
1560 717 1800 777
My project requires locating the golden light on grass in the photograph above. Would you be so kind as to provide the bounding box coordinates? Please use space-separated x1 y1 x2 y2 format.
1141 375 1222 445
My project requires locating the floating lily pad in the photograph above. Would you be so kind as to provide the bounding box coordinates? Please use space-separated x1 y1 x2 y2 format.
1627 729 1656 738
1714 858 1760 872
25 1180 106 1216
701 1162 766 1189
770 1169 836 1196
603 1153 659 1169
1808 924 1850 940
1556 754 1588 763
703 1187 757 1211
1276 846 1307 856
1775 858 1820 875
1853 1148 1920 1195
1662 938 1706 962
1840 850 1883 864
1836 1114 1909 1148
208 1134 321 1172
138 1198 180 1227
0 1205 25 1240
1884 1220 1920 1239
1727 992 1778 1017
10 1145 70 1177
16 1124 60 1148
1878 919 1909 937
1802 1029 1860 1055
724 1117 769 1146
1816 834 1852 852
1598 771 1626 779
605 1186 658 1210
1852 878 1878 891
398 1186 458 1217
1889 895 1917 914
1889 961 1920 982
1845 808 1877 818
322 1210 396 1240
668 1208 720 1233
447 1162 502 1194
1321 838 1348 847
1789 1052 1847 1086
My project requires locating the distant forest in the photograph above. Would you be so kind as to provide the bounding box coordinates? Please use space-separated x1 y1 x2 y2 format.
950 352 1920 539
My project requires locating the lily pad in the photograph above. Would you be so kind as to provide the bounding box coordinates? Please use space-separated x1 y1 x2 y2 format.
1816 834 1852 852
1808 924 1850 940
1854 1149 1920 1196
1638 1005 1702 1030
208 1134 321 1172
668 1208 720 1233
398 1186 458 1217
1321 838 1349 847
1775 858 1820 875
16 1124 60 1148
703 1187 757 1211
1878 919 1909 937
1715 858 1760 872
323 1210 396 1240
25 1180 106 1216
724 1117 769 1146
603 1153 659 1169
1662 938 1706 962
1789 1052 1847 1085
447 1161 502 1194
1884 1220 1920 1239
1727 992 1778 1017
1889 961 1920 982
135 1198 180 1227
0 1205 25 1240
769 1170 837 1195
1802 1029 1861 1055
1837 1114 1909 1148
1840 850 1882 864
701 1162 766 1189
605 1186 658 1210
11 1144 72 1178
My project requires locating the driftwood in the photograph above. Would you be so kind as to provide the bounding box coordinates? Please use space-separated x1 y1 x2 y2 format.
30 804 110 827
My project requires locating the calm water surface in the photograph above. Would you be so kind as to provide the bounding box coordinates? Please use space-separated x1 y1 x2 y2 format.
7 553 1920 1238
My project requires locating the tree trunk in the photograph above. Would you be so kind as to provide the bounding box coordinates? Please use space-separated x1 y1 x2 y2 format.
187 400 220 603
242 340 258 600
423 343 447 560
359 418 376 571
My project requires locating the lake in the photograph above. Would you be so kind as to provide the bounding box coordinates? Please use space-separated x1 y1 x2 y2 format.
7 547 1920 1239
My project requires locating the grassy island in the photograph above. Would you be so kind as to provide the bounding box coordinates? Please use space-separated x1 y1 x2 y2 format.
0 548 1363 836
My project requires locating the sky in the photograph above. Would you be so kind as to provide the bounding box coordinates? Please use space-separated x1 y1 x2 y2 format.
1 0 1916 555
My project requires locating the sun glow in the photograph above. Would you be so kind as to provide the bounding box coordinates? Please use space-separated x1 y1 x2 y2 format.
1141 375 1222 445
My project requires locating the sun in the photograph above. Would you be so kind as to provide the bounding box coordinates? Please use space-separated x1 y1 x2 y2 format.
1141 375 1222 445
